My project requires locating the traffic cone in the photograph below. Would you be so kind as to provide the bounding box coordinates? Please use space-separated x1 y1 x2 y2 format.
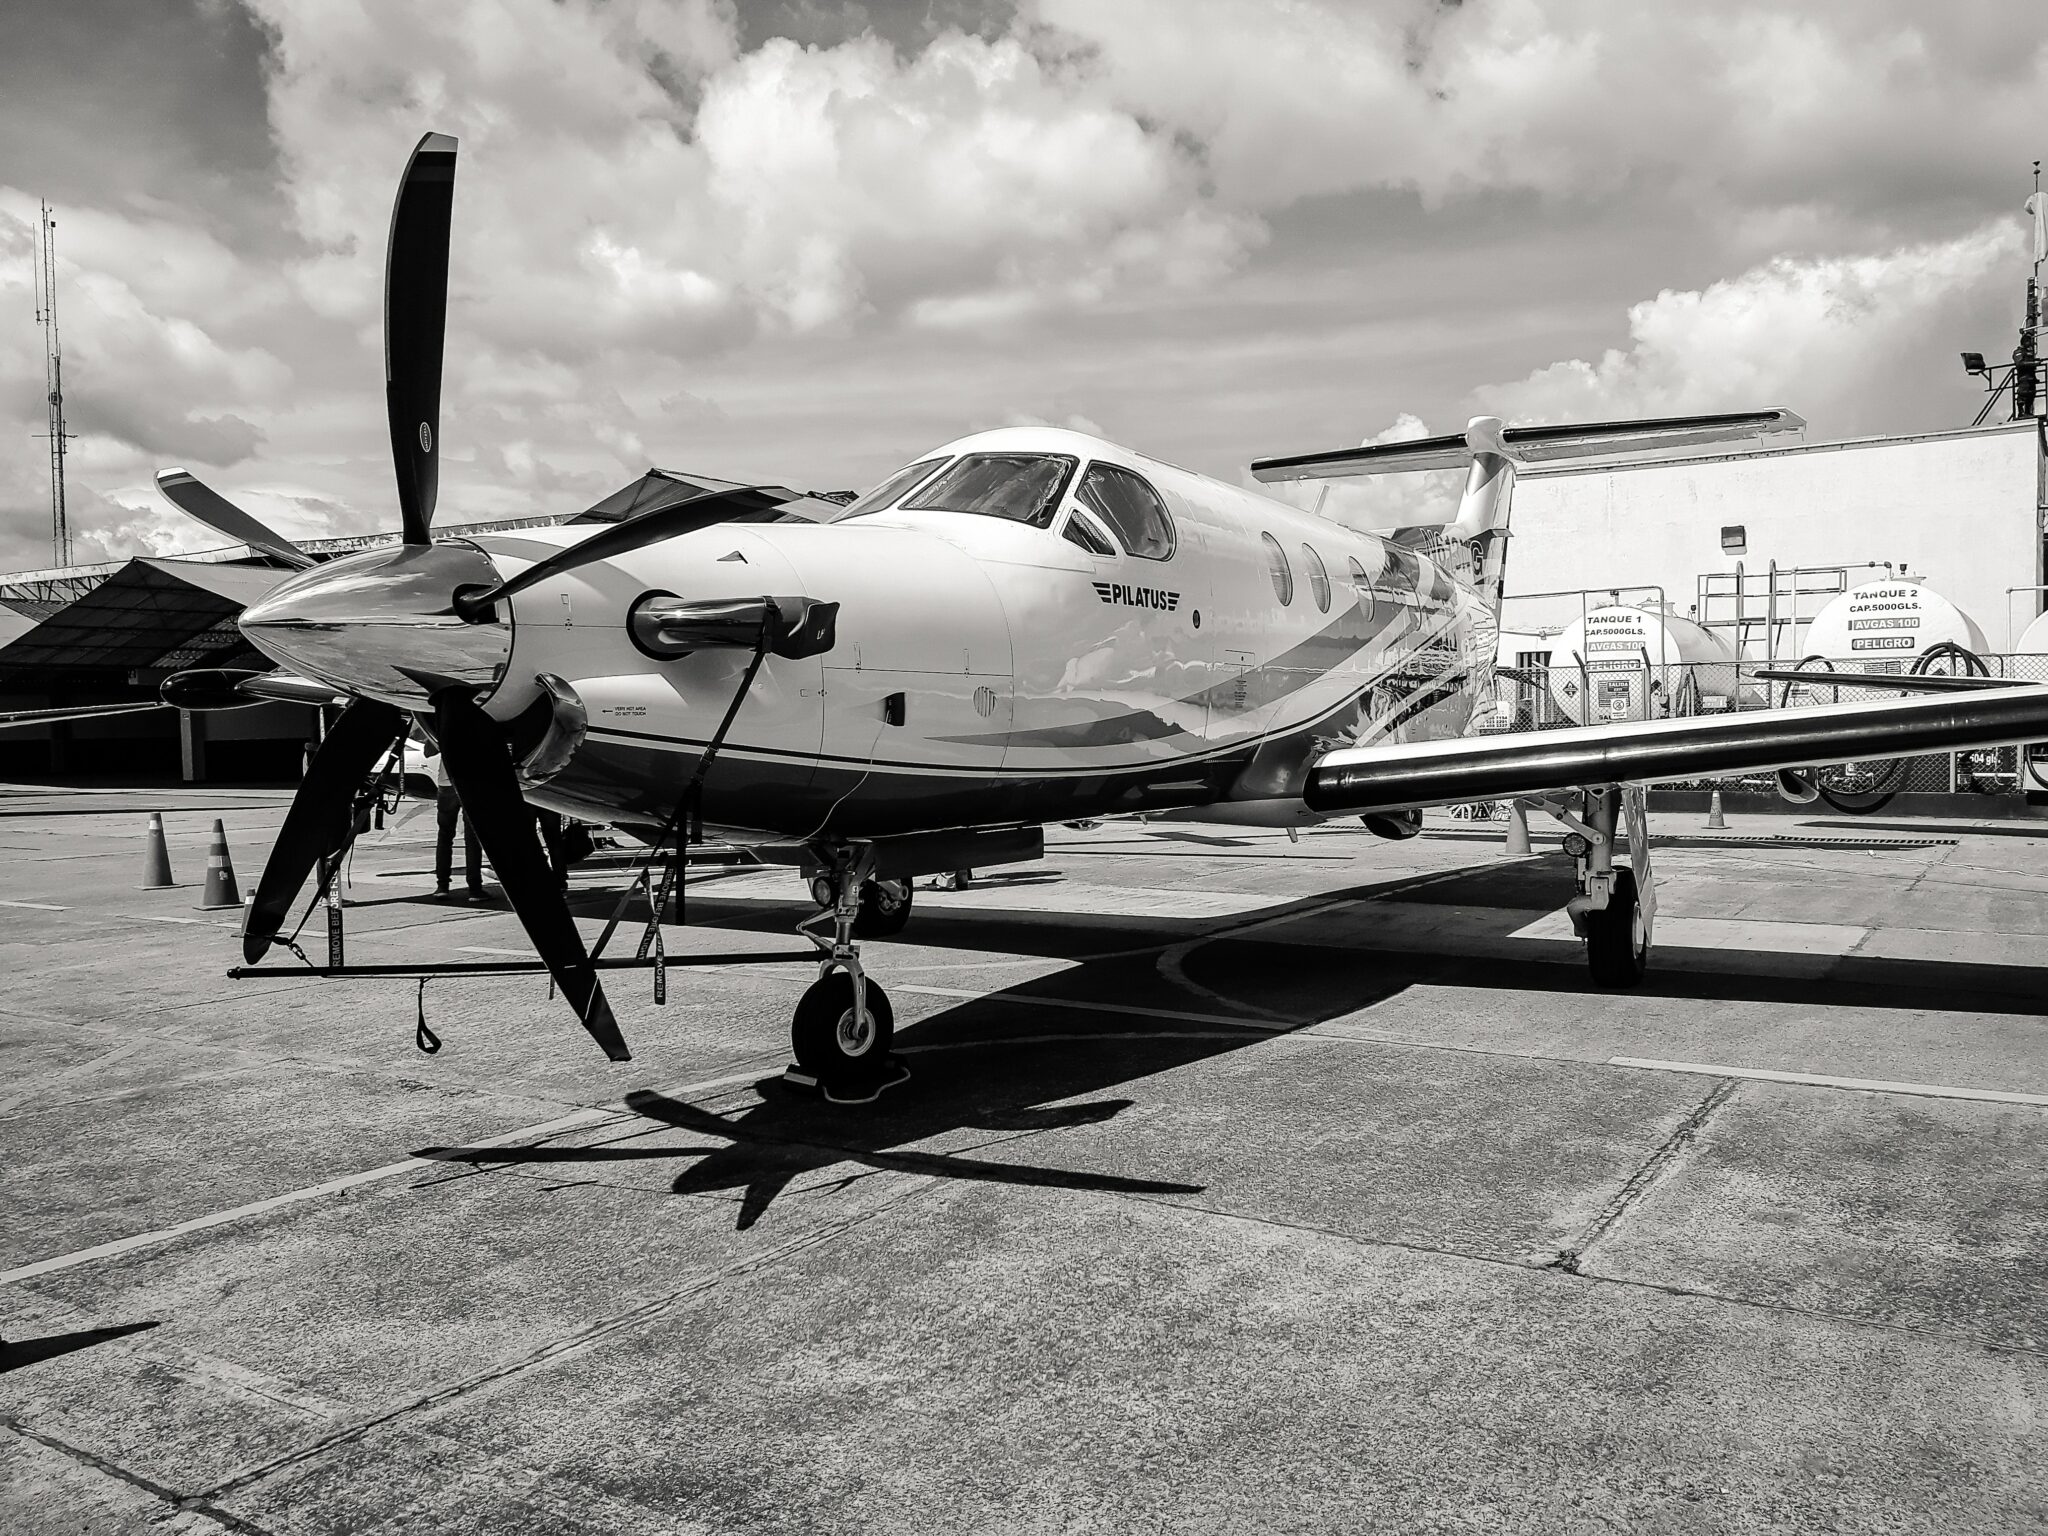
1706 788 1727 829
195 819 241 910
1504 800 1531 856
139 812 176 889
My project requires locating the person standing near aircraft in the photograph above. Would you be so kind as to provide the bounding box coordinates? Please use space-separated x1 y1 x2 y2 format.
429 747 485 901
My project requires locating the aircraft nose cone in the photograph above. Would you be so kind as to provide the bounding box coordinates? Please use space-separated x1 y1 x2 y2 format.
239 541 511 707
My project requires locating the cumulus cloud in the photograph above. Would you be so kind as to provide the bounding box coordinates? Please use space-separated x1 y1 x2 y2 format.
3 0 2044 565
1471 223 2025 431
248 0 1249 346
1032 0 2048 225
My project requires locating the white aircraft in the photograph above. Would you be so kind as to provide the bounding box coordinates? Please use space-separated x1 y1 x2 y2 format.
149 133 2048 1083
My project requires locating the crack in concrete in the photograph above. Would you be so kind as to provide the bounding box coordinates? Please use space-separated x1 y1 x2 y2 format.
1547 1077 1737 1275
3 1416 274 1535
1110 1182 2048 1363
188 1182 932 1505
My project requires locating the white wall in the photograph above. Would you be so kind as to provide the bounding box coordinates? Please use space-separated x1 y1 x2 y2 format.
1503 422 2044 654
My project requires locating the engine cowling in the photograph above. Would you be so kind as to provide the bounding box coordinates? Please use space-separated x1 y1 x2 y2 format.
1361 809 1424 840
1775 768 1820 805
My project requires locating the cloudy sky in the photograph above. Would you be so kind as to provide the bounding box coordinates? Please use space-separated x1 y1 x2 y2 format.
0 0 2040 569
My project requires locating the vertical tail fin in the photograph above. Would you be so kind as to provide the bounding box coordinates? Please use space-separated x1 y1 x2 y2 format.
1435 416 1514 615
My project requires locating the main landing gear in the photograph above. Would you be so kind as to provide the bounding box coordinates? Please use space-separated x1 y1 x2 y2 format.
789 844 910 1104
1526 785 1655 987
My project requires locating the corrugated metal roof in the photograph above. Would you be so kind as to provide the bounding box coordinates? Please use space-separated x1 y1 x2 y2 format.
0 609 36 648
0 557 281 674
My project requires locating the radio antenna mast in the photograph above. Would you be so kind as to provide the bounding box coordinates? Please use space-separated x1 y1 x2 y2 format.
32 200 75 568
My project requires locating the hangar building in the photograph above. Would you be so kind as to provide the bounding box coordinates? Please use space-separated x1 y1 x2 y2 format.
1501 418 2048 662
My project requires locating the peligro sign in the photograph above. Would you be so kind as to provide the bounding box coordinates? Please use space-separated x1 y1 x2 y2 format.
1804 579 1986 663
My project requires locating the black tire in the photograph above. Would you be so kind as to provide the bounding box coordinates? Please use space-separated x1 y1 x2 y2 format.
557 823 595 867
853 878 913 938
1911 641 1988 679
1586 867 1648 987
1816 757 1907 816
791 972 894 1075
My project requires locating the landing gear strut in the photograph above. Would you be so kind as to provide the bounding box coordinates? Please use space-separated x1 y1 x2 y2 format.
790 843 909 1104
1532 785 1655 987
807 872 914 937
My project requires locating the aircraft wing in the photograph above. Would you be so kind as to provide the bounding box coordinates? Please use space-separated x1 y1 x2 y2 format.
1305 686 2048 814
0 701 170 729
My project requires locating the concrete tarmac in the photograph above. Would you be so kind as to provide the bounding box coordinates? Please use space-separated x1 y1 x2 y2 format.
1 790 2045 1534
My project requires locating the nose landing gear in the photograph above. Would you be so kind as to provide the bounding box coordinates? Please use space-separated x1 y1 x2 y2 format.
788 843 910 1104
807 871 914 937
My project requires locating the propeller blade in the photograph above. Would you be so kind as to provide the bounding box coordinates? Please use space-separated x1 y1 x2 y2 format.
156 470 316 569
432 690 631 1062
456 484 799 616
244 699 404 964
385 132 458 545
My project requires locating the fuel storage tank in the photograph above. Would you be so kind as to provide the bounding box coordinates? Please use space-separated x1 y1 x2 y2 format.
1802 578 1987 665
1546 603 1739 725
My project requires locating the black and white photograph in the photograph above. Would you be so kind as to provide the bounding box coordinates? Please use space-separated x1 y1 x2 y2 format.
2 1 2045 1530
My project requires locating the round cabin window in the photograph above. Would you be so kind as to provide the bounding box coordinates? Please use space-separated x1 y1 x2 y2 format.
1348 555 1376 623
1261 532 1293 606
1302 543 1331 613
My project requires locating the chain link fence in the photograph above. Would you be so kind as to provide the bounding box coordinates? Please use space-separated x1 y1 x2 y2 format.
1483 651 2048 801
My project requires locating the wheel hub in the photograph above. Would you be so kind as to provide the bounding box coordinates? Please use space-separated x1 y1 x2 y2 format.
836 1005 876 1058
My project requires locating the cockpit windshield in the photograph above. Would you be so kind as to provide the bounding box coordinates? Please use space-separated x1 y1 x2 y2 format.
901 453 1078 529
837 456 949 519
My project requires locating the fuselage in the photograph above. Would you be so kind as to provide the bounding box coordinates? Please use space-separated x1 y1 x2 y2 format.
464 427 1494 840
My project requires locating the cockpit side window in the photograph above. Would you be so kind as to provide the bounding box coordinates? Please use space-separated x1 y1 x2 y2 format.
1076 463 1176 560
1060 509 1117 557
837 456 949 519
902 453 1078 528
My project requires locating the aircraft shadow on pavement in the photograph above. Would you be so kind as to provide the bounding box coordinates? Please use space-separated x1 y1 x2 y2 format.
0 1321 160 1374
582 852 2048 1020
424 1073 1207 1232
420 849 2045 1229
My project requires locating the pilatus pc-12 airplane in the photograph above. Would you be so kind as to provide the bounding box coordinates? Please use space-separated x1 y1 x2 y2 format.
143 133 2048 1085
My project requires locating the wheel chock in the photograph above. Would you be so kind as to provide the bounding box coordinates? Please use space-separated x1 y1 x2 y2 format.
780 1054 912 1105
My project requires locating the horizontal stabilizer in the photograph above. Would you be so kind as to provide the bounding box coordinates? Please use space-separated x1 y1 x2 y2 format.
1252 409 1804 483
1306 685 2048 814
